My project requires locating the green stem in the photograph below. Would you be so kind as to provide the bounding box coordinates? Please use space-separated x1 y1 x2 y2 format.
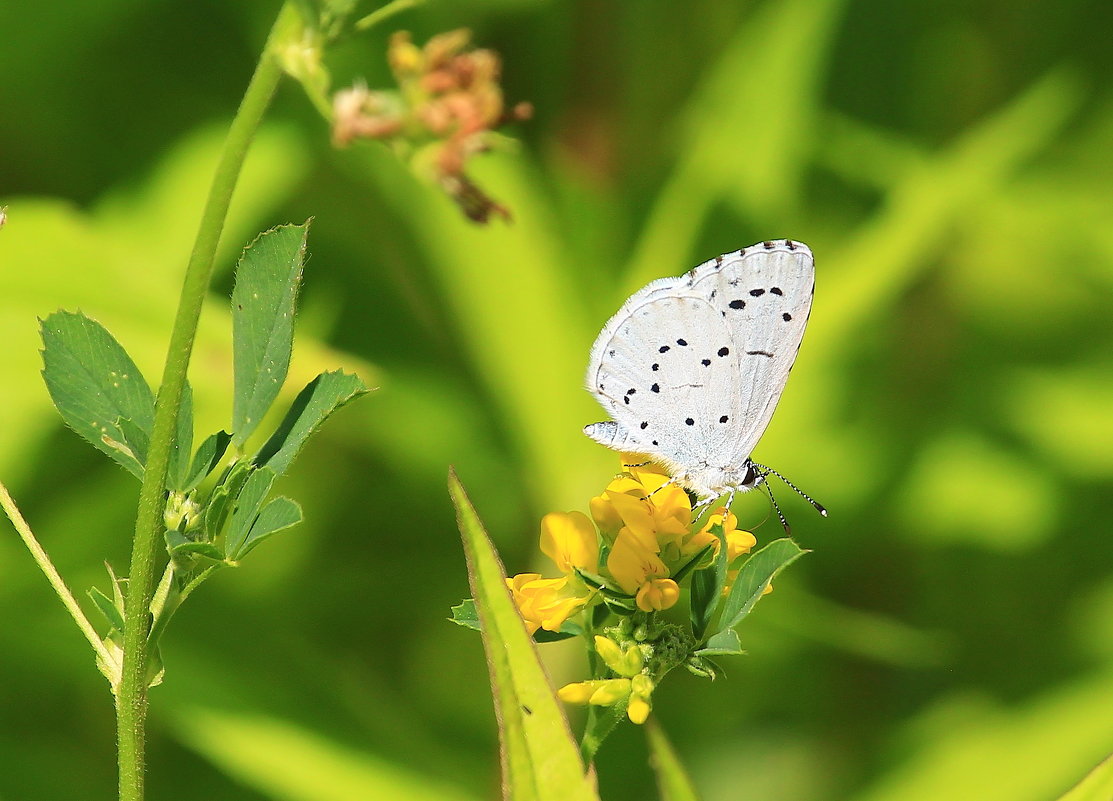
353 0 423 32
0 480 118 679
115 5 297 800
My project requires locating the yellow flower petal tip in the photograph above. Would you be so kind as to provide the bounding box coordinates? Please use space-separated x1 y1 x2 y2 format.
636 578 680 612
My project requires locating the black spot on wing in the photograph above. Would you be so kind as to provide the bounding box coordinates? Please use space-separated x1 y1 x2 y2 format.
728 299 745 309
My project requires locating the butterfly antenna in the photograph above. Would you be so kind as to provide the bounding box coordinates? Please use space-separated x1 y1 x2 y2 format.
760 479 791 534
753 462 828 517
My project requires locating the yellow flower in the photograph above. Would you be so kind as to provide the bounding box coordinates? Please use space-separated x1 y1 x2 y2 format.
636 578 680 612
539 511 598 575
505 573 585 635
627 674 655 724
684 507 756 563
607 527 670 596
558 678 631 707
591 458 691 549
593 635 644 677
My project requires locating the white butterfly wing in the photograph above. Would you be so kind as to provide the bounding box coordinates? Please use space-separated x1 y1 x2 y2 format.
687 240 814 464
585 285 743 469
585 240 813 476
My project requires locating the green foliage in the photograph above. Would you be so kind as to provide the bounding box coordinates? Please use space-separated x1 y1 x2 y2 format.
449 469 600 801
40 311 156 479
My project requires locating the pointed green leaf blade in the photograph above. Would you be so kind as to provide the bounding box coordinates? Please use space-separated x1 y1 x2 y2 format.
646 718 701 801
234 496 302 560
225 468 275 560
450 599 481 631
716 538 807 635
231 223 308 446
253 370 370 476
694 628 744 657
87 585 125 632
448 468 599 801
183 430 232 491
40 311 155 479
167 380 195 491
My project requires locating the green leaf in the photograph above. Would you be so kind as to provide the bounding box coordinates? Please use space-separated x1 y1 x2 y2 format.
1056 754 1113 801
694 629 745 657
231 223 308 446
689 525 727 641
183 430 232 491
225 468 276 560
167 380 195 491
235 496 302 560
449 599 481 631
448 468 599 800
39 310 155 479
203 460 253 543
715 538 807 636
87 585 124 632
253 370 370 476
646 718 701 801
451 599 580 642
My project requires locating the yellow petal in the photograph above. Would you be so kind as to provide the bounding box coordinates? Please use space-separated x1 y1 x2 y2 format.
607 528 669 595
540 511 599 574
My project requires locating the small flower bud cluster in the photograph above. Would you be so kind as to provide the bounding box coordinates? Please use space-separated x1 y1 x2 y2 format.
331 30 532 223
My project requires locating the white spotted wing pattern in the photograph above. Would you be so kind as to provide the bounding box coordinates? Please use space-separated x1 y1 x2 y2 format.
584 239 814 503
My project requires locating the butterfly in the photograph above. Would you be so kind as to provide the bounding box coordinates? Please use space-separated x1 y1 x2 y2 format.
584 239 825 529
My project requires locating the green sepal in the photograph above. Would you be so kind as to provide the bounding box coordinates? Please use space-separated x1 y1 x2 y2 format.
39 311 155 480
252 370 370 477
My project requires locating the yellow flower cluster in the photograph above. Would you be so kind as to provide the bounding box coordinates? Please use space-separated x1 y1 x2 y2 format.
504 457 764 723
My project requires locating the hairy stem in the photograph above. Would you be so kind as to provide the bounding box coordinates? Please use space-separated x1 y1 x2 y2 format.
115 5 297 799
0 480 118 678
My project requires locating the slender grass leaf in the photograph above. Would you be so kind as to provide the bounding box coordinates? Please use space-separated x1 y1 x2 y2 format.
168 380 194 491
646 718 701 801
253 370 370 476
1055 754 1113 801
235 496 302 560
690 525 727 641
170 705 481 801
225 468 276 560
448 468 599 801
232 223 308 446
183 430 232 491
40 310 155 479
716 539 807 636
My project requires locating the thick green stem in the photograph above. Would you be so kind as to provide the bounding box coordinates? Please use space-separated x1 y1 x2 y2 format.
115 6 296 800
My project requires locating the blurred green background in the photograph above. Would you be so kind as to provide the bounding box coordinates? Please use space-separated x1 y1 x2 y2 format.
3 0 1113 799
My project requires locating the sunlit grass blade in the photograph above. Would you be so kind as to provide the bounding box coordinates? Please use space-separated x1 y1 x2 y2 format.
448 468 600 801
253 370 370 476
170 705 482 801
1055 753 1113 801
231 222 308 446
40 310 155 479
646 718 701 801
623 0 844 294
